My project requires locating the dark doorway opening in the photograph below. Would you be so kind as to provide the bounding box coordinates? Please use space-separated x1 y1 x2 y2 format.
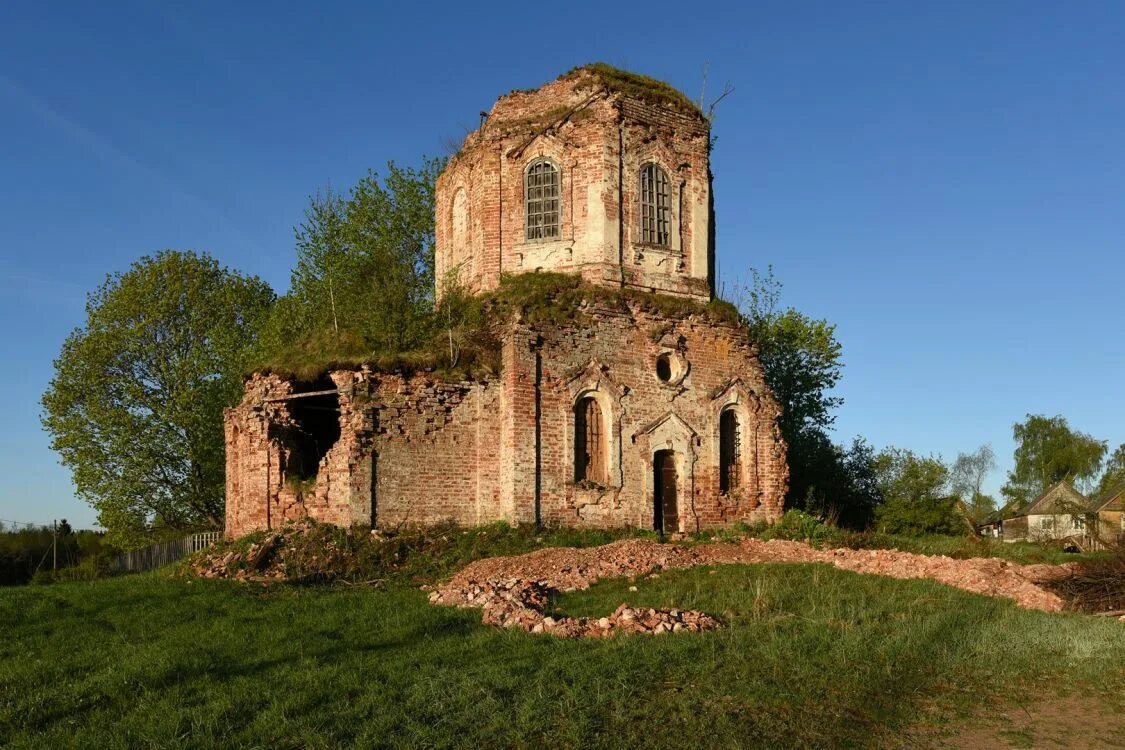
653 450 678 534
284 376 341 480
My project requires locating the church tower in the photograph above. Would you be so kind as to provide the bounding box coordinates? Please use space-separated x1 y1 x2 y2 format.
435 65 714 300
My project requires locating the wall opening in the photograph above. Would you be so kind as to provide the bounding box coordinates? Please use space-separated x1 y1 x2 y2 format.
283 376 341 481
719 409 741 493
655 353 672 382
574 395 606 484
654 450 678 533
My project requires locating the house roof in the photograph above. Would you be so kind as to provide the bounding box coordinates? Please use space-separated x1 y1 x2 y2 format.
1093 479 1125 512
1005 480 1090 518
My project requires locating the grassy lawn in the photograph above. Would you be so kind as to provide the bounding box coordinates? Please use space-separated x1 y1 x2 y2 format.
2 565 1123 749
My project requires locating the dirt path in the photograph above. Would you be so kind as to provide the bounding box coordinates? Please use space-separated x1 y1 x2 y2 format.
429 537 1073 637
915 694 1125 749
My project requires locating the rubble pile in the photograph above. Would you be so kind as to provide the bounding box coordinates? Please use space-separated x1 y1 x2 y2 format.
189 534 286 580
185 520 355 582
428 576 721 638
431 538 1074 636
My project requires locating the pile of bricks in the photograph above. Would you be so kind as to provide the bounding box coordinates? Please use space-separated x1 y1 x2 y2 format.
431 536 1076 633
428 576 721 638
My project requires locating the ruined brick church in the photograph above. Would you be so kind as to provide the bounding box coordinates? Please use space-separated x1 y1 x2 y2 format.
224 66 788 538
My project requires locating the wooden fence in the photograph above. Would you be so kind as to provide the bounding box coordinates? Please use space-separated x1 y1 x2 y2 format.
110 532 222 574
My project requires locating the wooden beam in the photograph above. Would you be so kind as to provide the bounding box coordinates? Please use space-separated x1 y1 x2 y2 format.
263 388 340 403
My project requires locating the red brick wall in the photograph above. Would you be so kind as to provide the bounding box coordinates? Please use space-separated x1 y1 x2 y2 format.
224 303 786 537
436 68 711 301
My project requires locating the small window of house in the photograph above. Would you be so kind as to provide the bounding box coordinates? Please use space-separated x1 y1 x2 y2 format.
574 396 606 484
526 160 560 240
640 163 671 246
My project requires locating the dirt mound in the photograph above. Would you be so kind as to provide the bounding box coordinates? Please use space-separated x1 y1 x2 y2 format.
430 538 1074 638
185 520 361 583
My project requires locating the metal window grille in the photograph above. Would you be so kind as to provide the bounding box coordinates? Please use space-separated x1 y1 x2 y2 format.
526 160 560 240
640 163 671 246
719 409 741 493
574 397 605 483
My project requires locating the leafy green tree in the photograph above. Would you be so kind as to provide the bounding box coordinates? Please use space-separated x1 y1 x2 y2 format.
257 159 443 369
735 267 842 438
1095 443 1125 498
873 448 962 535
950 445 997 523
729 268 860 521
792 434 883 528
1000 414 1107 507
42 251 274 549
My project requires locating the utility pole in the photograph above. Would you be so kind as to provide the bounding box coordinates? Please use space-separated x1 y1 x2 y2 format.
52 519 57 570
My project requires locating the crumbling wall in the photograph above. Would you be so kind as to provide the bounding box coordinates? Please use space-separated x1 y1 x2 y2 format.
436 68 711 301
224 371 376 537
225 304 786 538
225 369 503 537
367 376 503 527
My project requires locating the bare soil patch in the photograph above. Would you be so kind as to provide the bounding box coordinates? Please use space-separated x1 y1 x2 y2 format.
917 694 1125 749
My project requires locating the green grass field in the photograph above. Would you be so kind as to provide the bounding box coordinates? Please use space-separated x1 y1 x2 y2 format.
2 563 1123 749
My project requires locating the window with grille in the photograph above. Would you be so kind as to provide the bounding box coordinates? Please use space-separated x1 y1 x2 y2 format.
719 409 741 493
525 160 560 240
640 163 671 246
574 396 606 484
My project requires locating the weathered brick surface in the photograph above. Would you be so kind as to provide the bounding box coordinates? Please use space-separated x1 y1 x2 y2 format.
436 68 712 301
225 304 786 537
224 67 788 537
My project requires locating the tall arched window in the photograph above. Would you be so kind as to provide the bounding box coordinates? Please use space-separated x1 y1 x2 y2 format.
640 163 671 246
526 159 560 240
574 396 606 484
719 409 741 493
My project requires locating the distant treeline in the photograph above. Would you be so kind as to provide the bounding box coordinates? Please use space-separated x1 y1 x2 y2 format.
0 521 112 585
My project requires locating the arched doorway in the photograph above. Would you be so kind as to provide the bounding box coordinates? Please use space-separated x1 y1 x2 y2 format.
653 450 678 533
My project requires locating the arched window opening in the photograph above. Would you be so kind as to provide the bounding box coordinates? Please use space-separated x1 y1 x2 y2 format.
574 396 606 484
655 353 672 382
640 163 671 246
719 409 741 493
526 160 560 240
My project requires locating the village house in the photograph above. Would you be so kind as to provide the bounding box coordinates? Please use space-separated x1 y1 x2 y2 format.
998 479 1120 550
223 66 789 538
1090 481 1124 547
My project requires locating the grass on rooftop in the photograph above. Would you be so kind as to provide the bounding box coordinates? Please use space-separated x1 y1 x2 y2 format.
253 272 741 382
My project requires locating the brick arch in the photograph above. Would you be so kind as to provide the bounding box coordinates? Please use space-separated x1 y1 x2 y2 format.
708 379 764 506
563 361 624 488
632 411 700 533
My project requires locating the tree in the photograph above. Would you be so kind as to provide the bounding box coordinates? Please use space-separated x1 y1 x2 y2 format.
1000 414 1107 507
729 268 860 521
1095 443 1125 498
257 159 443 368
792 434 883 529
734 267 842 438
950 445 997 523
873 448 962 535
42 251 275 549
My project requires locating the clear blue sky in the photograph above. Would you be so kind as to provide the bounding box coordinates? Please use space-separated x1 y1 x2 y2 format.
2 1 1122 529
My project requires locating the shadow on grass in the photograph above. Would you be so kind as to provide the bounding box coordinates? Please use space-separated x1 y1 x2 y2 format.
2 565 1123 749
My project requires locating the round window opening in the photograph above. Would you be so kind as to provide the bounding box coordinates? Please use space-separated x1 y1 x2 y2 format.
655 353 673 382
